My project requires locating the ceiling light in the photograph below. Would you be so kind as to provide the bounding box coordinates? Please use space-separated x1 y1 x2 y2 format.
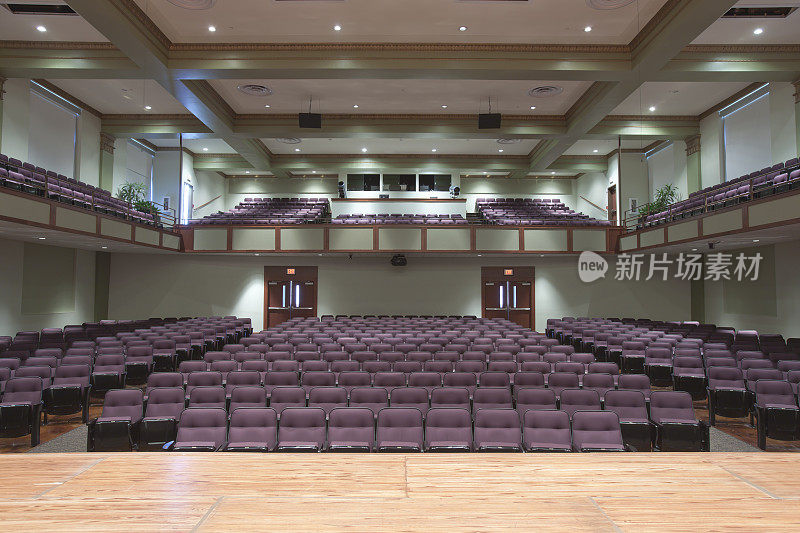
202 147 208 152
264 104 271 108
208 25 216 32
294 148 300 152
530 106 536 110
361 147 367 153
584 26 592 32
753 28 763 35
353 104 359 108
334 24 342 31
441 105 448 109
36 25 46 32
551 171 556 175
593 149 599 153
101 246 108 249
692 248 698 251
254 253 260 256
432 148 438 153
144 105 152 110
459 26 467 32
245 171 250 174
312 170 316 174
498 149 504 153
753 239 760 243
38 237 46 240
649 106 656 112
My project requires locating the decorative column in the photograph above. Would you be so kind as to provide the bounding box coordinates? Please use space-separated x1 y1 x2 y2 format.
99 132 116 193
685 134 701 195
794 80 800 158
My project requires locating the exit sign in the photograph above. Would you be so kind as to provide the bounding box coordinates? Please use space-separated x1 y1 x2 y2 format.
503 269 514 276
286 268 296 275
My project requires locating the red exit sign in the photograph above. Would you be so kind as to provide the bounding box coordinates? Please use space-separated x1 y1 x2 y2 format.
286 268 296 275
503 269 514 276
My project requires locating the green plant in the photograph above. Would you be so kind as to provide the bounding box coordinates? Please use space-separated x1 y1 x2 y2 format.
116 182 147 205
639 184 680 217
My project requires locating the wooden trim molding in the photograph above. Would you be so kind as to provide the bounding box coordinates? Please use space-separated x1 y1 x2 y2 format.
685 135 701 156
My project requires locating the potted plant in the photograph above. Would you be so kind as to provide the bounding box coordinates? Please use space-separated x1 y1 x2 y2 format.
637 184 680 225
116 182 160 224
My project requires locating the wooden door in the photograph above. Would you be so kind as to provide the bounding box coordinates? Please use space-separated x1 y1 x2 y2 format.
481 267 535 330
607 185 617 223
264 266 318 329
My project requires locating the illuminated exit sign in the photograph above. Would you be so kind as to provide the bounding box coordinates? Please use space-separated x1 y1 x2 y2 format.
503 269 514 276
286 268 296 275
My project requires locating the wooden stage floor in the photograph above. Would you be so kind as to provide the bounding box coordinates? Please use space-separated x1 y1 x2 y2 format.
0 453 798 532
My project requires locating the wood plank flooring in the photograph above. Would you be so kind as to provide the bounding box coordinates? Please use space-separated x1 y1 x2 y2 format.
0 453 798 532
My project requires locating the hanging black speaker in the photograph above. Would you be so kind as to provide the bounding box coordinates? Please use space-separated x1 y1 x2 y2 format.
478 113 501 129
299 113 322 129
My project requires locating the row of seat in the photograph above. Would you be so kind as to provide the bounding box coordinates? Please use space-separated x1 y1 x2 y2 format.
91 386 704 453
638 157 800 228
0 154 159 227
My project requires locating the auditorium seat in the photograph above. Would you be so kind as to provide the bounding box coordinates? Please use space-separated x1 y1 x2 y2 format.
225 407 277 452
277 407 327 452
649 391 709 451
348 387 389 416
170 408 228 452
138 387 185 451
753 380 799 450
43 364 91 423
376 407 424 452
603 390 651 452
87 389 143 452
326 407 375 452
424 408 473 452
570 411 626 452
473 408 522 452
706 367 750 426
523 409 572 452
0 376 44 447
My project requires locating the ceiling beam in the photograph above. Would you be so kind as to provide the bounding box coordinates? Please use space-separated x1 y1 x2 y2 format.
64 0 281 176
3 40 797 83
100 112 695 141
528 0 739 171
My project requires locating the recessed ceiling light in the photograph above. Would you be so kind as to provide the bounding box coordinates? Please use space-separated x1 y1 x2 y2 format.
649 106 656 112
432 148 438 152
692 248 698 251
584 26 592 32
254 253 260 256
483 172 487 175
144 105 152 110
101 246 108 249
441 105 448 109
353 104 359 108
361 147 367 153
459 26 467 32
208 25 216 32
38 237 46 240
245 171 250 174
498 149 504 153
334 24 342 31
551 171 556 175
753 28 764 35
477 254 482 257
530 106 536 110
294 148 300 152
753 239 760 243
312 170 316 174
593 149 599 153
36 25 46 32
202 147 208 151
264 104 270 108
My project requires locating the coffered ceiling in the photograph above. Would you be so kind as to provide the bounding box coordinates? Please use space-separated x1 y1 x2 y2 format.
0 0 797 178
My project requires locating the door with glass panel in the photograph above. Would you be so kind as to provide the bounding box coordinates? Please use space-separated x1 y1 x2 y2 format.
264 267 318 328
481 267 535 329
